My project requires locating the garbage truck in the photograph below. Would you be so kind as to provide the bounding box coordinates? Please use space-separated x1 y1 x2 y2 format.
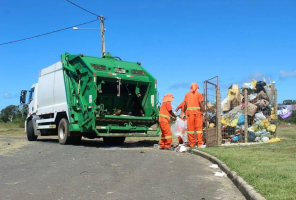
20 52 160 145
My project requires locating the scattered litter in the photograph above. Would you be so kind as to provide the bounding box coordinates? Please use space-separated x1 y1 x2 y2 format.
140 151 145 153
261 136 269 143
214 171 226 177
7 143 10 145
106 192 113 195
179 146 187 153
268 137 281 143
153 144 159 149
210 164 219 169
198 145 206 148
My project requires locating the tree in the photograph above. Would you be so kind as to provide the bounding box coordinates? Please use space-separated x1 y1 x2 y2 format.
18 104 28 119
1 105 19 122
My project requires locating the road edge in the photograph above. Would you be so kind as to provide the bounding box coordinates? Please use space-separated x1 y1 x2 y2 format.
191 149 266 200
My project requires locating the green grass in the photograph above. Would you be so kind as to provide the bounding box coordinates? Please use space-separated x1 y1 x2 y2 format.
199 126 296 200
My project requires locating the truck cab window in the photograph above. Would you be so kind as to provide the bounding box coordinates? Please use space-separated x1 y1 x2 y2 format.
29 88 35 102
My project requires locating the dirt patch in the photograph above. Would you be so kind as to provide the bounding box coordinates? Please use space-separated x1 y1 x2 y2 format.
0 128 26 137
0 139 30 156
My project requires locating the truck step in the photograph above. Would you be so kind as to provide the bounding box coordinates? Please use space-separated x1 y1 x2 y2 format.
36 118 55 124
36 125 56 129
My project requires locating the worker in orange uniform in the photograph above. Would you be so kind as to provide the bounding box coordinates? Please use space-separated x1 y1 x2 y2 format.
184 83 205 148
174 101 186 145
159 93 177 150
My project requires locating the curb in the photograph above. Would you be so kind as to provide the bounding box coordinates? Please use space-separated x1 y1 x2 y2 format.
191 149 266 200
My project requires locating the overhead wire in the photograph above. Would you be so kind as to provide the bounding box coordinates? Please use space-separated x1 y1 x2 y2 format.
66 0 99 17
0 19 99 46
0 0 101 46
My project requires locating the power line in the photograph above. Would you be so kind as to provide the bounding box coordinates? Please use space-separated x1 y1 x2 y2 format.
0 19 99 46
66 0 99 17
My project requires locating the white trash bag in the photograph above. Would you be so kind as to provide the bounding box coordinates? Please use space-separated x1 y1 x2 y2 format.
170 117 187 142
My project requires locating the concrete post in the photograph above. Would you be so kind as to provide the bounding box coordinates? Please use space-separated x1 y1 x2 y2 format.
216 89 222 145
100 15 105 57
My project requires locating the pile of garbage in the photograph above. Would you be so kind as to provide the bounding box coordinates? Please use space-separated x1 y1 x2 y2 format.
221 80 277 143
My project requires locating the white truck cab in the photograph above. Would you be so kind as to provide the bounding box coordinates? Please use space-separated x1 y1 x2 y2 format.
28 83 38 115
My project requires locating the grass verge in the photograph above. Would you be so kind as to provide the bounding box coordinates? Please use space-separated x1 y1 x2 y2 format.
198 126 296 200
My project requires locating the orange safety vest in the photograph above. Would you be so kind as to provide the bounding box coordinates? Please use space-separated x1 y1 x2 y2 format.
184 91 204 115
159 102 172 121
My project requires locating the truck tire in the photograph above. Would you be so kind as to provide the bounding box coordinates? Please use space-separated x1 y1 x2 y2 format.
27 120 38 141
58 118 72 145
103 137 126 146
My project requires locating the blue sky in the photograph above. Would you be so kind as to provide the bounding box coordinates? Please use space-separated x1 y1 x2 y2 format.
0 0 296 110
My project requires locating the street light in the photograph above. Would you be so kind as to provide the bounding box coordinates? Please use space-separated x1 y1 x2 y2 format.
72 27 101 30
72 15 106 57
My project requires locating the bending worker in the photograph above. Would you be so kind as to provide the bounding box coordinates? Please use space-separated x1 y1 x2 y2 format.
183 83 205 147
159 93 177 150
174 101 186 145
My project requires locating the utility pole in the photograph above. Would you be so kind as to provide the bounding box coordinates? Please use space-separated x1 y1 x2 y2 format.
99 15 106 57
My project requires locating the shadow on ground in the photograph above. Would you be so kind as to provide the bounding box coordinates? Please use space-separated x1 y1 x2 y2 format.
36 138 159 149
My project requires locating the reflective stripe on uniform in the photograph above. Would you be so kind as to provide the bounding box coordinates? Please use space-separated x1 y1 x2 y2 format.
159 114 170 119
187 131 203 134
161 136 172 139
187 107 200 110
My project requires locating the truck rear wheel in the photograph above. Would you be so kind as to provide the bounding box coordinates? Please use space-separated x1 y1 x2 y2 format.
58 118 72 145
27 120 38 141
103 137 126 146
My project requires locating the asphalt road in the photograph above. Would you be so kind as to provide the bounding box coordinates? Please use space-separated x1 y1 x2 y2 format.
0 137 245 200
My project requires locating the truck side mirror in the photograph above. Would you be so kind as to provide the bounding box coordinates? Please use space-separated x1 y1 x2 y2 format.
20 90 27 104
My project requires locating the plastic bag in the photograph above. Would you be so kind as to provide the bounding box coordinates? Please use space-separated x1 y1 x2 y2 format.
227 89 236 101
242 83 253 90
251 80 257 90
268 137 281 143
262 136 270 143
238 114 245 125
170 117 187 137
267 124 276 133
261 119 270 128
255 112 266 121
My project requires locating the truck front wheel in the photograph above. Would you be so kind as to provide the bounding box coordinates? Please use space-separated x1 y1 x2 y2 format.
27 120 38 141
103 137 126 146
58 118 72 145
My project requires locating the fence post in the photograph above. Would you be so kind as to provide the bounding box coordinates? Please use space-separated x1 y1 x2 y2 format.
274 89 278 137
216 88 222 145
244 89 248 143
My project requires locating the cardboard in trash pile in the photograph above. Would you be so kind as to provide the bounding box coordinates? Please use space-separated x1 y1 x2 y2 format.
223 101 231 111
206 102 215 113
246 102 257 116
228 84 242 109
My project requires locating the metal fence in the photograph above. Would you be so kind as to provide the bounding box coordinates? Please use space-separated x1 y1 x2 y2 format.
219 81 277 144
203 79 277 146
203 76 221 147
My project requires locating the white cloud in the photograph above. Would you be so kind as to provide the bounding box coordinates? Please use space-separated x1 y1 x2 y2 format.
3 92 18 99
242 72 265 83
280 70 296 79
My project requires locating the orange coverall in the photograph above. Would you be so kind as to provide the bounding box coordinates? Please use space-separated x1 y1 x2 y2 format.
159 94 174 149
184 83 204 147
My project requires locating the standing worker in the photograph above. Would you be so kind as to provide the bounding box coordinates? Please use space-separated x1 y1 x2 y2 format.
184 83 205 148
174 101 186 145
159 93 177 150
